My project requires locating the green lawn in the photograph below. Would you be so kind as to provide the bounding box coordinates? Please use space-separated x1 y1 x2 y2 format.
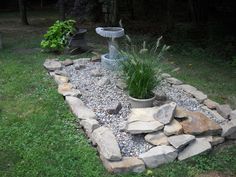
0 11 236 177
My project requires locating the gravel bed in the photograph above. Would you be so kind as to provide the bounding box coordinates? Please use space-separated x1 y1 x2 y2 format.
63 61 224 157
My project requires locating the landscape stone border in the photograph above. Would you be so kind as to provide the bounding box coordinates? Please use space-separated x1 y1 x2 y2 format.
43 58 236 173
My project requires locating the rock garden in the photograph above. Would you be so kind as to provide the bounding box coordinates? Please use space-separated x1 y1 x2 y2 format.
43 55 236 173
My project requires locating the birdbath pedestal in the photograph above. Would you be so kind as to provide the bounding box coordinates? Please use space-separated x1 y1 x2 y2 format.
96 27 125 70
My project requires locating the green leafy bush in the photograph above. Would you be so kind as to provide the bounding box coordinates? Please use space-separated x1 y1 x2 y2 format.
121 36 169 99
41 20 76 51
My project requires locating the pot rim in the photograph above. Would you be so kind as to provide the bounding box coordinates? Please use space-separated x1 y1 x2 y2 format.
128 94 156 102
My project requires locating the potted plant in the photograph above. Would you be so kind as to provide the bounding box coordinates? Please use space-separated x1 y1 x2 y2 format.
121 36 169 108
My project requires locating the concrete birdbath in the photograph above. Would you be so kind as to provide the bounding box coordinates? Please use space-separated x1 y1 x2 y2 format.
96 27 125 70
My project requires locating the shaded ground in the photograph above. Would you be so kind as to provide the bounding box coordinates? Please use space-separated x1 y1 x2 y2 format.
0 10 236 177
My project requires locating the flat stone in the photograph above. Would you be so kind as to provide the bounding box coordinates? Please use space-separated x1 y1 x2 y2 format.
126 121 164 134
97 77 110 87
80 118 100 134
61 59 73 66
230 110 236 120
100 156 145 173
161 73 171 79
164 119 183 136
180 111 222 136
58 83 73 94
154 102 177 125
65 96 96 120
175 106 188 119
220 118 236 137
203 99 219 109
144 131 169 146
191 90 207 103
139 145 177 168
54 70 69 77
92 127 122 161
127 107 159 123
216 104 232 119
174 84 197 94
199 136 225 146
178 138 211 161
61 89 82 98
43 59 62 71
168 134 195 149
201 106 226 123
166 77 183 85
91 68 103 77
73 58 91 63
54 75 69 85
106 102 122 114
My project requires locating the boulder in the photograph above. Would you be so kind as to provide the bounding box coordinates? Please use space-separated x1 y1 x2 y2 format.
203 99 219 109
54 75 69 85
106 102 122 114
174 106 188 119
180 111 222 136
92 127 122 161
216 104 232 119
126 121 164 134
220 118 236 137
154 102 177 125
173 84 197 94
43 59 62 71
100 156 145 173
166 77 183 85
191 90 207 103
144 132 169 146
168 134 195 149
139 146 177 168
65 96 96 120
178 138 211 161
58 83 73 95
80 118 100 135
61 59 73 66
164 119 183 136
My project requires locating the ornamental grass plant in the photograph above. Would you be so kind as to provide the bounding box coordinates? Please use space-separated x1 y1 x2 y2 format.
121 36 169 99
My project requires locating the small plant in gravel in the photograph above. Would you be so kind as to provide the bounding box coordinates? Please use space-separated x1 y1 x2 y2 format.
121 36 169 99
41 20 76 52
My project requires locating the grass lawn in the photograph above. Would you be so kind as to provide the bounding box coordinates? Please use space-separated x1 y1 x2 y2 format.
0 11 236 177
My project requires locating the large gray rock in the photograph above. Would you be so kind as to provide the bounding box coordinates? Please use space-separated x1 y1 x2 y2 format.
230 110 236 120
220 118 236 137
144 131 169 146
127 121 164 134
164 119 183 136
168 134 195 149
203 99 219 109
65 96 96 120
100 156 145 173
216 104 232 119
106 102 122 114
154 102 177 125
139 146 177 168
166 77 183 85
191 90 207 103
178 138 211 161
174 84 197 94
43 59 62 71
92 127 122 161
126 107 164 133
80 118 100 134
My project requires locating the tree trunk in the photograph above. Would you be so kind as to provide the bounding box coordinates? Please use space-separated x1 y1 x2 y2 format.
58 0 65 21
18 0 29 25
111 0 118 25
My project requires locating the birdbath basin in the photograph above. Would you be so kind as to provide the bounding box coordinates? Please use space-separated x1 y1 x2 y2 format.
96 27 125 70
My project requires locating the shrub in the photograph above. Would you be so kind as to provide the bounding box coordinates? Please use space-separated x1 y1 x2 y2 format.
121 36 169 99
41 20 76 51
